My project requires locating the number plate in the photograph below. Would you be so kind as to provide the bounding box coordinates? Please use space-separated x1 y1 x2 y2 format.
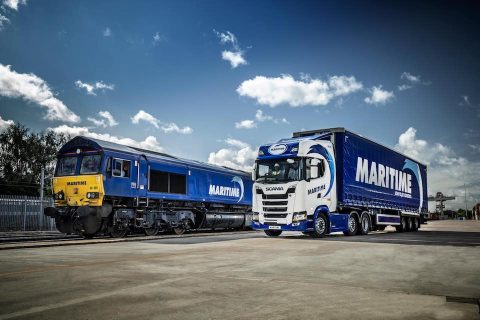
268 226 281 230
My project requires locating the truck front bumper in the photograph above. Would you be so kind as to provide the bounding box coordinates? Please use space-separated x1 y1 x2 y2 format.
252 220 312 232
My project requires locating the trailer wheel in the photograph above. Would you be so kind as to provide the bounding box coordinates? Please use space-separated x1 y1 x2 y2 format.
343 212 358 236
406 217 413 232
358 212 370 235
311 213 328 238
395 216 407 232
264 230 282 237
411 218 419 232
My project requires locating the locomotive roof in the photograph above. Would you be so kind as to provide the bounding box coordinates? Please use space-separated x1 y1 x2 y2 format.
59 136 251 176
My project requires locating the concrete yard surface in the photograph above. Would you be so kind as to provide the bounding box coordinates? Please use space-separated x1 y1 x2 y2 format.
0 220 479 319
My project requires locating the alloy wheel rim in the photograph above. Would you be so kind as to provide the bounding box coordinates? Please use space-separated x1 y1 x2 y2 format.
348 216 356 232
362 216 368 232
315 217 326 234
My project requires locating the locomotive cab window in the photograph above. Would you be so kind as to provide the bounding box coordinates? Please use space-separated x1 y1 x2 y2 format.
149 169 186 194
56 157 78 176
112 159 131 178
80 155 102 174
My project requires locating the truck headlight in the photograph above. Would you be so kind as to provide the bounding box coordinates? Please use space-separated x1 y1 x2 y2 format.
252 212 259 222
292 212 307 222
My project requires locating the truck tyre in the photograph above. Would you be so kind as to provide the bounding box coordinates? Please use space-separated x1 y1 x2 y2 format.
406 217 413 232
358 212 370 235
311 213 328 238
343 212 358 236
264 230 282 237
395 216 407 232
411 218 419 231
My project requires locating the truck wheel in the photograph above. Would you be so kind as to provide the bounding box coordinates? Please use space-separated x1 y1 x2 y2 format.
264 230 282 237
411 218 419 231
358 212 370 235
395 216 407 232
406 217 413 232
311 214 328 238
343 212 358 236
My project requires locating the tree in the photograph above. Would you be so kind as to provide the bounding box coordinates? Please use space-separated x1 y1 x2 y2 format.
0 123 67 196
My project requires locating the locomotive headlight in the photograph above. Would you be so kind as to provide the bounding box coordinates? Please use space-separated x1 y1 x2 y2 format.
292 212 307 222
86 192 99 199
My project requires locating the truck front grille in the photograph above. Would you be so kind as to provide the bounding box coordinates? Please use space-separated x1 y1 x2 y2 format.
263 207 287 212
264 213 288 219
262 194 288 200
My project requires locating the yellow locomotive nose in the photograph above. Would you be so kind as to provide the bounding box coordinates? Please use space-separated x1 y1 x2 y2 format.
53 174 104 207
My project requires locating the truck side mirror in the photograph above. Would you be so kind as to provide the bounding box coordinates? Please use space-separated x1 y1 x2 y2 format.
251 167 256 181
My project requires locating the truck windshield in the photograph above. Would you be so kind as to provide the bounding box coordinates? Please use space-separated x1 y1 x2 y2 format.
56 157 78 176
80 155 102 174
256 158 302 183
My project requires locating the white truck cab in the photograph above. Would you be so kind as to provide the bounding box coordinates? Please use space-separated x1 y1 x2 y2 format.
252 135 337 237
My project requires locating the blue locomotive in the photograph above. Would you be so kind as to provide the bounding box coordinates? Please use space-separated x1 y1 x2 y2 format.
44 136 253 238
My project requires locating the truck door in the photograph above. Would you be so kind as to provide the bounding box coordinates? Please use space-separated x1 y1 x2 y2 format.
305 141 337 213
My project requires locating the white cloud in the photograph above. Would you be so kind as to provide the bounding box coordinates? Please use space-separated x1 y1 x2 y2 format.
131 110 160 128
0 14 9 29
235 119 256 129
2 0 26 11
214 30 247 69
152 32 165 45
160 123 192 134
400 72 421 83
131 110 192 134
469 144 480 153
395 127 480 210
255 109 273 122
221 50 247 68
364 85 394 105
398 84 412 91
87 110 118 128
329 75 363 96
50 125 164 152
103 27 111 37
0 115 14 132
398 72 430 91
215 30 236 45
459 95 471 106
237 74 362 107
75 80 114 96
0 64 80 123
235 109 289 129
208 138 256 172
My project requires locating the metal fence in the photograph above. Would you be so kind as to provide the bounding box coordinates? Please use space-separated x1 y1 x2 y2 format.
0 195 56 231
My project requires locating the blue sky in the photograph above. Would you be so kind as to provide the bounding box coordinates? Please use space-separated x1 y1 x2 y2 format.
0 0 479 209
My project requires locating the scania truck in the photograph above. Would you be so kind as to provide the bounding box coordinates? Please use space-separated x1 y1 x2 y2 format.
252 128 427 237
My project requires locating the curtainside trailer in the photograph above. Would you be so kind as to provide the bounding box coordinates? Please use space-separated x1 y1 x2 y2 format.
44 136 253 238
252 127 427 237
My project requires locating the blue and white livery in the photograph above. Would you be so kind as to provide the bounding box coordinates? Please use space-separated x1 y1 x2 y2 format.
252 128 428 237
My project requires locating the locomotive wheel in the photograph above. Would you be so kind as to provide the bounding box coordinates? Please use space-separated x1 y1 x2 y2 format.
145 227 160 236
173 227 186 235
81 232 95 239
110 225 128 238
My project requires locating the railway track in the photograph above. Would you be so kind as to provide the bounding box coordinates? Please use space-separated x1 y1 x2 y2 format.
0 230 258 251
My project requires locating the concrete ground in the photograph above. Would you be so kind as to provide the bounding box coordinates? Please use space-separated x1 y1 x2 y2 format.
0 220 479 320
